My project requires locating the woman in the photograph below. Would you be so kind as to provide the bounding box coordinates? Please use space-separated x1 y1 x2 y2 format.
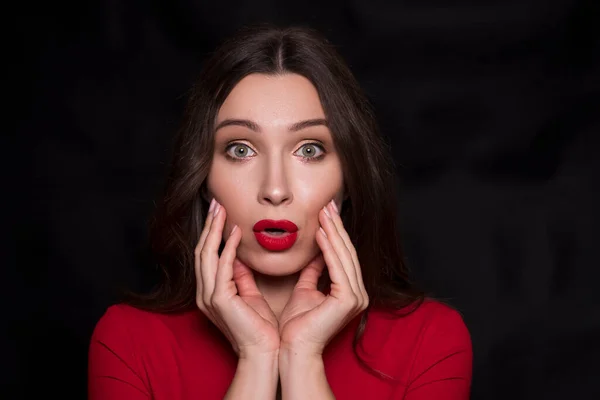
88 25 472 399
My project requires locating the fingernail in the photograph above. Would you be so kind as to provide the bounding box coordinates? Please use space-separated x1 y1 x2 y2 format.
319 227 327 238
323 205 331 218
214 202 221 217
330 199 339 214
209 198 216 213
231 225 237 234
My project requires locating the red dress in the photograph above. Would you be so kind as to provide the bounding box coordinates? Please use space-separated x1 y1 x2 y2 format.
88 299 472 399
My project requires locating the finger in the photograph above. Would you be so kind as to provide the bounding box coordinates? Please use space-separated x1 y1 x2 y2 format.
214 224 242 296
326 201 368 305
197 198 218 253
232 257 263 297
320 206 361 297
195 199 217 281
315 224 351 296
195 199 217 310
201 202 226 304
295 253 326 291
213 226 266 337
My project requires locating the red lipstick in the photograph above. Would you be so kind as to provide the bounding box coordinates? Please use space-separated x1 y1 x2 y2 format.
253 219 298 251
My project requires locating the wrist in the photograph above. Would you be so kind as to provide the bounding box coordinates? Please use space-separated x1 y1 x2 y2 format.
238 350 280 370
279 342 323 359
225 352 279 400
278 348 333 399
279 346 325 373
239 347 280 362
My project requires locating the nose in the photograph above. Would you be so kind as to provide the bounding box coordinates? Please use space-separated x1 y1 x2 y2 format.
258 156 292 206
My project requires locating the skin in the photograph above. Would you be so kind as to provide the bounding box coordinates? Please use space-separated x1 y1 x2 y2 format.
198 73 369 398
206 73 345 319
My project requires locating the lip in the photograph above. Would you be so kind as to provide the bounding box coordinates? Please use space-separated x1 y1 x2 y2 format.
253 219 299 252
253 219 298 233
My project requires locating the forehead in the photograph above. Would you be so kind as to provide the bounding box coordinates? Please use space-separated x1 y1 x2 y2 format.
216 73 326 123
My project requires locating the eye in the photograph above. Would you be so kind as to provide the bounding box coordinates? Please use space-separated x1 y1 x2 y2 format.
294 142 325 160
225 143 256 160
224 141 326 162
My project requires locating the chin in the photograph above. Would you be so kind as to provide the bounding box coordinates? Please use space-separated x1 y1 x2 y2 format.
237 246 318 277
252 266 300 277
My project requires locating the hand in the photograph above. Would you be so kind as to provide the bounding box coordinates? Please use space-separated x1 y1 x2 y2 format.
278 200 369 356
195 199 280 359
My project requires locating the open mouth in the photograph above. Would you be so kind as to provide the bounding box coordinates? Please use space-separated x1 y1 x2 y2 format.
252 219 299 251
263 228 288 236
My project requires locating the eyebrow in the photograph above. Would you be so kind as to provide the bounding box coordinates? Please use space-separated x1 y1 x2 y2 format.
214 118 328 133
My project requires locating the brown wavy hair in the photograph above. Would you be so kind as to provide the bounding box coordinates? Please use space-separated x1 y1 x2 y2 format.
126 24 424 380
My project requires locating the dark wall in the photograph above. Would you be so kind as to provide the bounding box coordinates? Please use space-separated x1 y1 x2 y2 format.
9 0 599 398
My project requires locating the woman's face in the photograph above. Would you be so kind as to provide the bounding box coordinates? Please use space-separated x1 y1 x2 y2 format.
206 73 345 276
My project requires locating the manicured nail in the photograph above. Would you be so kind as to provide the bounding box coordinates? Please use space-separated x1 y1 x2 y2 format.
323 205 331 218
231 225 238 234
209 198 216 213
330 199 339 214
320 227 327 238
214 202 221 217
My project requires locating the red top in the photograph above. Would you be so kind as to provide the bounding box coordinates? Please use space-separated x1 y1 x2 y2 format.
88 299 472 399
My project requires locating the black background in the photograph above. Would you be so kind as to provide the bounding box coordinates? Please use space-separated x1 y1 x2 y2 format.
8 0 600 398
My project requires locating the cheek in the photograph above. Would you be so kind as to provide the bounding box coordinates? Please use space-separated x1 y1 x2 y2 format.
294 172 344 215
206 163 252 235
296 178 340 252
207 159 253 202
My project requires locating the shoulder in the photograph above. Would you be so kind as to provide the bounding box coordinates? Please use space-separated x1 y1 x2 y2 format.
92 304 145 335
368 298 470 345
92 304 156 339
404 299 471 347
91 303 202 347
409 299 472 359
362 299 472 382
89 305 223 398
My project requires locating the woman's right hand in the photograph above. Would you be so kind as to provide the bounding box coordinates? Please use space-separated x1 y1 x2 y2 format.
194 199 280 360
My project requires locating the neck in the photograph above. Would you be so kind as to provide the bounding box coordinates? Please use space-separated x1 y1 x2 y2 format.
253 270 301 320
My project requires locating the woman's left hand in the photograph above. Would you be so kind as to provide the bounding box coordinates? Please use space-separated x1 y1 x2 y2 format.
278 199 369 356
